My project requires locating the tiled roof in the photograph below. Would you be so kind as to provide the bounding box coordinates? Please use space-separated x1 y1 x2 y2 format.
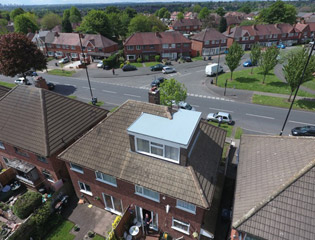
0 86 108 157
124 31 191 46
191 28 227 42
0 86 11 99
172 19 202 28
233 135 315 239
59 100 226 208
226 16 243 26
294 23 309 32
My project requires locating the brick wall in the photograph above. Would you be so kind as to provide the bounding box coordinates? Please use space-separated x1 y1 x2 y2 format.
67 162 206 240
191 40 203 57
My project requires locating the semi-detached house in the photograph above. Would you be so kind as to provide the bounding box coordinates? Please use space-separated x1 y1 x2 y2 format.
59 99 226 240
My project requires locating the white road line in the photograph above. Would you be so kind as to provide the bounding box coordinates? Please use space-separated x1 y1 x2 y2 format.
191 105 199 108
245 113 274 120
102 90 117 94
179 73 192 77
209 107 234 113
52 82 60 84
124 94 141 98
82 86 95 90
288 120 315 126
241 127 273 135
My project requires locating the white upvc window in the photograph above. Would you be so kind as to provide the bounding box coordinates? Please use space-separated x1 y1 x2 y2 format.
56 44 61 48
211 40 215 44
78 181 92 196
0 141 5 150
135 185 159 202
70 163 84 174
55 51 63 57
273 34 278 38
304 32 308 36
259 35 264 40
288 33 294 37
71 45 76 50
95 171 117 187
250 36 255 40
136 138 179 163
127 46 134 50
36 155 47 163
127 55 136 60
186 26 189 29
71 53 78 58
242 37 249 41
47 51 54 56
176 200 196 214
221 39 226 43
204 40 209 45
42 170 54 183
162 44 169 49
171 43 176 48
295 32 298 36
136 45 141 50
172 218 190 235
282 33 286 38
193 26 197 29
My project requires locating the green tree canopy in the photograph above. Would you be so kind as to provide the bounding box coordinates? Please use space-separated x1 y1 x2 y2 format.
283 47 315 101
249 43 261 74
105 6 120 14
0 33 47 79
238 4 251 14
193 4 202 13
259 47 280 84
124 7 137 19
219 17 227 33
177 12 184 20
77 10 113 39
119 12 131 39
158 7 168 19
159 78 187 106
63 9 70 20
225 42 244 81
128 14 167 35
239 20 256 26
14 14 39 34
107 12 122 39
0 11 10 21
41 12 61 30
198 7 210 20
257 0 296 24
216 7 226 17
62 18 72 33
69 6 82 23
10 8 25 21
0 19 8 35
163 11 171 19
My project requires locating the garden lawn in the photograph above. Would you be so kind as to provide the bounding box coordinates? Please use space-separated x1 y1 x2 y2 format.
45 220 75 240
47 69 76 77
89 101 104 107
252 94 315 111
217 68 315 97
234 127 243 139
144 62 160 67
0 81 15 88
130 62 143 68
192 56 203 61
208 122 233 137
67 95 77 99
93 235 105 240
302 79 315 91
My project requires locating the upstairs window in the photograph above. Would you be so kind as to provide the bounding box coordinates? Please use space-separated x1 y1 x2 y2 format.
95 171 117 187
183 43 190 48
162 44 169 49
171 44 176 48
14 147 29 158
172 218 190 235
78 181 92 196
42 170 54 182
0 141 5 150
249 36 255 40
282 33 286 38
259 35 264 40
176 43 181 48
204 40 209 45
127 46 134 50
71 46 76 50
288 33 294 37
135 185 159 202
221 39 226 43
46 43 52 48
70 163 84 174
176 199 196 214
56 44 61 48
36 155 47 163
136 45 141 50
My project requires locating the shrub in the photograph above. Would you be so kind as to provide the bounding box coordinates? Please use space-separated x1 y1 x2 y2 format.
137 57 142 63
104 54 117 68
120 63 124 68
118 56 125 64
13 191 42 219
88 230 95 238
155 55 161 62
197 51 200 57
0 202 9 211
74 224 80 231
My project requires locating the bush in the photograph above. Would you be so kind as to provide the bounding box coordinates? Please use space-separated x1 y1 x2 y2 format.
88 230 95 238
120 63 124 68
155 55 161 62
13 191 42 219
197 51 200 57
137 57 142 63
0 202 9 211
104 54 117 68
118 56 125 64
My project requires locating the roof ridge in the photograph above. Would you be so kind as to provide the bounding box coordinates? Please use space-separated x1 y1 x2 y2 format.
40 88 50 157
233 157 315 229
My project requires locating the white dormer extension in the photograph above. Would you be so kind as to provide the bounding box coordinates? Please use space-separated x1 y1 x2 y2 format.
127 109 201 164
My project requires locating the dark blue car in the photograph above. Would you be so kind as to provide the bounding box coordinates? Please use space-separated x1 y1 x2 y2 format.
243 60 252 67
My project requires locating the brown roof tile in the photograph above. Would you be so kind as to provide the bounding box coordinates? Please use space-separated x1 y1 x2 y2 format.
191 28 227 42
172 19 202 28
0 86 108 157
233 135 315 239
0 86 11 99
59 100 226 208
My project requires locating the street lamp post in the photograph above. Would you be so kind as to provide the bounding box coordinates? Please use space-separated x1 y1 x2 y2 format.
78 33 97 105
215 41 222 85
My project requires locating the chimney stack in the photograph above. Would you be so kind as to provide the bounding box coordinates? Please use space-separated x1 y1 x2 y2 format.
227 26 231 34
55 32 59 37
148 87 160 105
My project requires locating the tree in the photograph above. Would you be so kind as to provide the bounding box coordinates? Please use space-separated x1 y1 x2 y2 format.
283 48 315 102
0 33 46 80
163 11 171 19
238 5 251 14
62 18 72 33
159 78 187 106
240 20 256 26
257 0 296 25
219 17 227 33
69 6 82 23
105 6 120 14
216 7 226 17
124 7 137 19
77 10 113 39
198 7 209 20
63 9 70 20
128 14 167 35
193 4 201 13
177 12 184 20
119 12 131 39
14 14 39 34
259 47 279 84
107 12 122 39
158 7 168 19
41 12 61 30
10 8 24 21
225 42 244 81
0 19 8 35
249 43 261 74
0 11 10 21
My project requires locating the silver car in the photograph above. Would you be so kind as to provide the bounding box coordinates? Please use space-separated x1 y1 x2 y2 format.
172 101 196 111
207 112 233 125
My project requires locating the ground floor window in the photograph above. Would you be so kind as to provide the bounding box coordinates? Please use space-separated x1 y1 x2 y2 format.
71 53 78 58
127 55 136 60
47 51 54 56
102 193 123 215
55 51 63 57
135 206 158 231
78 181 92 196
42 170 54 183
171 218 190 235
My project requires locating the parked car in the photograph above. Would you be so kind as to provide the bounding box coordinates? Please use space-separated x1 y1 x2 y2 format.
151 77 165 87
180 56 192 62
243 60 252 67
205 63 223 76
291 126 315 136
17 70 37 77
15 77 31 85
97 61 104 68
150 64 165 71
207 112 233 125
162 66 176 74
47 82 55 90
59 57 69 64
103 65 111 70
172 101 196 111
122 64 137 71
277 44 286 49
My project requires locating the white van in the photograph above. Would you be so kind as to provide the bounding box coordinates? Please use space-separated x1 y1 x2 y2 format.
205 63 223 76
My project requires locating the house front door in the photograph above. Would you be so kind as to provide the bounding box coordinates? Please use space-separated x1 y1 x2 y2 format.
102 193 123 215
135 205 158 231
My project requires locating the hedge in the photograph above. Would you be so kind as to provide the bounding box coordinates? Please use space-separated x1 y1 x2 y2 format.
12 191 42 219
104 54 117 68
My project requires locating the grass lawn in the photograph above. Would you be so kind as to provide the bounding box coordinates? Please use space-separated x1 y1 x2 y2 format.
93 235 105 240
209 122 233 137
47 69 76 77
130 62 143 68
110 106 119 112
45 220 75 240
302 79 315 91
192 56 203 61
46 57 55 62
67 95 77 99
217 68 315 97
0 81 15 88
89 101 104 107
252 94 315 111
234 127 243 139
144 62 160 67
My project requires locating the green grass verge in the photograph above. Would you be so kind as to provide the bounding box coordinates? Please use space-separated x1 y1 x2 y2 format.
208 121 233 137
130 62 143 68
93 235 105 240
89 101 104 107
217 68 315 97
47 69 76 77
0 81 15 88
67 95 77 99
46 57 55 62
144 62 160 67
252 94 315 111
110 106 119 112
302 79 315 91
234 127 243 139
45 220 75 240
192 56 203 61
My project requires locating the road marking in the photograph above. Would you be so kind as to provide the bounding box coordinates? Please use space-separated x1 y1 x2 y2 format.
82 86 95 90
209 107 234 113
179 73 192 77
191 104 199 108
241 127 274 135
124 94 141 98
288 120 315 126
102 90 117 94
245 113 274 120
52 81 60 84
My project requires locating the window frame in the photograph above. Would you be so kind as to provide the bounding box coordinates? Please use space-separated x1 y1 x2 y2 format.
14 147 29 158
95 171 117 187
0 141 5 150
42 170 54 183
171 218 190 235
36 155 47 163
78 181 92 196
162 44 169 49
176 199 196 214
70 163 84 174
135 185 160 202
127 46 134 50
136 45 141 50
